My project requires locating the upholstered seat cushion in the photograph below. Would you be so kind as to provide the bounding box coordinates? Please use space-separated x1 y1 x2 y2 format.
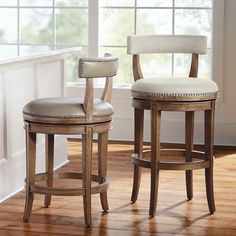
132 77 219 101
23 97 114 124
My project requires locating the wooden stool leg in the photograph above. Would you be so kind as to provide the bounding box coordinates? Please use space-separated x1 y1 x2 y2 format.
82 127 93 226
98 131 109 211
23 126 36 222
205 102 216 213
131 108 144 203
149 107 161 217
44 134 54 207
185 111 194 200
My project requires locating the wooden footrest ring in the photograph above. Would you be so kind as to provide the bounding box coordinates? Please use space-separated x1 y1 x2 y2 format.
25 172 109 196
131 149 210 171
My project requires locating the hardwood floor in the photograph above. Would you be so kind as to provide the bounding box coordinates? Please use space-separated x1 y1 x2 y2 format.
0 141 236 235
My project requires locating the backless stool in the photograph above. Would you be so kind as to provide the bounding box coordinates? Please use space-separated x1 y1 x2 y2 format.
127 35 219 216
22 54 118 226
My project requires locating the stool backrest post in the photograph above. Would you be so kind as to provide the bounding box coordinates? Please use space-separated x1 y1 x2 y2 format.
132 55 143 81
127 35 207 81
79 54 118 122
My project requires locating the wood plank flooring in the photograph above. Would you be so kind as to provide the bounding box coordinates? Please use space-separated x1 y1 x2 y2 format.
0 141 236 235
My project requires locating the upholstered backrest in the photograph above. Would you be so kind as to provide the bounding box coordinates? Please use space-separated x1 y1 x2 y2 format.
79 53 118 78
78 54 118 121
127 35 207 55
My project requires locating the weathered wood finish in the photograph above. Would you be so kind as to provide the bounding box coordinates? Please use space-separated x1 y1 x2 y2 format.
23 57 117 226
204 101 216 213
132 55 143 81
131 50 217 217
189 53 199 78
84 78 94 123
82 128 93 226
149 106 161 216
185 111 194 200
23 125 36 222
101 77 113 102
131 108 144 203
44 134 54 207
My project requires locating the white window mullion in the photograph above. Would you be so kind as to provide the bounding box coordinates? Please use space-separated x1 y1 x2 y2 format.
53 0 56 50
17 0 20 56
171 0 175 76
88 0 98 57
134 0 137 34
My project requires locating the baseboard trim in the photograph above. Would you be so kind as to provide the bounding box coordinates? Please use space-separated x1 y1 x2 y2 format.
68 138 236 151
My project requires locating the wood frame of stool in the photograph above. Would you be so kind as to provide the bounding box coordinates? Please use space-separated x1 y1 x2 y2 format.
23 66 115 226
23 120 111 226
131 53 217 217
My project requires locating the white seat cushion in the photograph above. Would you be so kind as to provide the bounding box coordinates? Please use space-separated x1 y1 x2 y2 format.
131 77 219 101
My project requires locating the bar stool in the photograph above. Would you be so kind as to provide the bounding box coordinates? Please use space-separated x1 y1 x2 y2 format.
127 35 218 216
22 54 118 226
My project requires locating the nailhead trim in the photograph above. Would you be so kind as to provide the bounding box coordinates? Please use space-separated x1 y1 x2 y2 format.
132 90 218 97
23 111 114 119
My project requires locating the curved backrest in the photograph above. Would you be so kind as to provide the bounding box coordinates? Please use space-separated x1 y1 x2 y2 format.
79 53 118 78
78 54 118 121
127 35 207 55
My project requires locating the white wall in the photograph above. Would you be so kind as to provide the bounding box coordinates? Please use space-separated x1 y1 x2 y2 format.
213 0 236 145
0 50 79 201
67 0 236 146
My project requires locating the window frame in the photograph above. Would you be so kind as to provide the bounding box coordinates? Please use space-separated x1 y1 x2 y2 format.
0 0 89 56
98 0 217 85
0 0 224 96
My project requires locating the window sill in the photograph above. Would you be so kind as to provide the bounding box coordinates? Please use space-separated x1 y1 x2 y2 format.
66 82 132 90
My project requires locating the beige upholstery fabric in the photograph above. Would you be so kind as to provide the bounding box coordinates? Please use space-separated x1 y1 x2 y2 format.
23 97 113 120
132 77 219 101
127 35 207 55
79 53 118 78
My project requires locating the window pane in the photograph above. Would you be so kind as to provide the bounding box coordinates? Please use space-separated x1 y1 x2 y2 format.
199 50 211 79
175 0 212 7
174 51 211 79
56 46 87 82
0 9 17 43
141 54 172 77
0 0 17 6
137 0 172 7
20 0 53 6
137 9 172 34
19 45 52 56
0 45 17 59
55 0 88 7
20 9 53 44
100 9 134 46
100 47 132 84
56 9 88 44
100 0 134 7
174 54 191 77
175 9 212 47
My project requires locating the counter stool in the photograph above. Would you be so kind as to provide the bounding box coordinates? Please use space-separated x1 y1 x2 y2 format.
127 35 218 216
22 54 118 226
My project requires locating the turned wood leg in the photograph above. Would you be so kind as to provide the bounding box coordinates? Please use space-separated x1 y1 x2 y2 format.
23 125 36 222
205 102 216 213
82 127 93 226
131 108 144 203
149 106 161 217
98 131 109 211
44 134 54 207
185 111 194 200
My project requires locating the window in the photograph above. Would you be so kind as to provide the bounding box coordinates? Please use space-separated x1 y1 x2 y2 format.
0 0 88 81
0 0 215 84
99 0 213 85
